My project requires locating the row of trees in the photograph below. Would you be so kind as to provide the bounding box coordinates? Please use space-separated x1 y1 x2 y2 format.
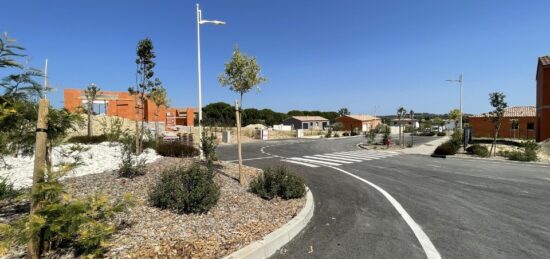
200 102 348 127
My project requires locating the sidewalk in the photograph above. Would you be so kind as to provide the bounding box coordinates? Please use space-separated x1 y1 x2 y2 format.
399 137 450 155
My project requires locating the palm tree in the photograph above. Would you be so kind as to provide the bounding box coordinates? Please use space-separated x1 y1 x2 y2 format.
148 83 169 142
84 83 101 137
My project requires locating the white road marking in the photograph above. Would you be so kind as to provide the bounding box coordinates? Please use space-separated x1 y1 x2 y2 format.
303 155 353 164
313 154 363 162
324 153 373 161
225 156 274 163
326 165 441 259
281 159 320 168
289 157 342 166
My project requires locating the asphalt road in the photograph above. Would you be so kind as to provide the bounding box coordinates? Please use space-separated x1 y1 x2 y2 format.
217 136 550 259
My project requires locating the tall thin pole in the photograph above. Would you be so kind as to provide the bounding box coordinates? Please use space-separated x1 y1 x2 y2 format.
459 73 463 131
196 4 204 159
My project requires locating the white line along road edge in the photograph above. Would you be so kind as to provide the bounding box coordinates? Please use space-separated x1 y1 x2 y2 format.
224 188 315 259
326 165 442 259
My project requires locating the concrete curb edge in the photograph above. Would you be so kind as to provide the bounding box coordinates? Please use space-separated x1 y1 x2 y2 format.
223 188 315 259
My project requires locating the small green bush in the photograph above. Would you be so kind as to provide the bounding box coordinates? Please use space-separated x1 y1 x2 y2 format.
118 137 147 178
249 166 306 200
155 143 199 158
67 135 108 144
333 133 340 138
149 165 220 214
437 132 446 136
497 150 510 157
466 144 489 157
1 176 133 257
325 129 332 138
507 140 539 162
0 176 19 200
350 131 358 136
433 141 459 156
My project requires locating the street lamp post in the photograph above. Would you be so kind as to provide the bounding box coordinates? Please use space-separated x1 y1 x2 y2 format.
445 73 464 131
196 3 225 159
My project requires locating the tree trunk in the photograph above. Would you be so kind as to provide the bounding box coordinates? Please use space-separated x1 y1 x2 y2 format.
29 99 49 259
493 123 502 156
87 102 92 137
235 100 245 187
139 95 146 154
155 106 159 143
134 95 140 155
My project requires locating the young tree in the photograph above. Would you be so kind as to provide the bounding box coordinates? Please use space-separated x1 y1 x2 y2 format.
487 92 508 156
338 107 350 117
448 108 461 129
130 38 158 155
219 47 267 187
397 107 406 147
148 82 169 142
84 83 101 137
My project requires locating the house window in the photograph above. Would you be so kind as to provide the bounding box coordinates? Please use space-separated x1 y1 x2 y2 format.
527 123 534 130
310 122 313 126
511 123 519 130
303 123 309 129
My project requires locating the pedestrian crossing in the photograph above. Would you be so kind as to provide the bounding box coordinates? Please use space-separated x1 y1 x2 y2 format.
281 150 398 168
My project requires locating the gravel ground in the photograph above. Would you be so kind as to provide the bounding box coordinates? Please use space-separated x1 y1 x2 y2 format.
2 157 305 258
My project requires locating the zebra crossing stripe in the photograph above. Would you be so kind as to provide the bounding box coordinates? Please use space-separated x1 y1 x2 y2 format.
322 153 372 161
303 156 353 164
281 159 319 168
313 154 362 162
335 153 389 160
289 157 342 166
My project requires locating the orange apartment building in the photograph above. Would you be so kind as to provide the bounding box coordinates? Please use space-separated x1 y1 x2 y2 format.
335 114 382 132
469 106 537 139
63 89 194 130
536 56 550 142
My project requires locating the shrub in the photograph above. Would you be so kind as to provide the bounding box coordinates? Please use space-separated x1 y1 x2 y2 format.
0 176 19 200
466 144 489 157
155 142 199 158
67 135 107 144
437 132 446 136
99 116 127 142
325 129 332 138
507 140 539 162
497 150 510 157
149 165 220 214
201 130 218 163
333 133 340 138
433 141 459 156
350 131 358 136
342 132 350 136
249 166 306 200
118 136 147 178
2 174 133 257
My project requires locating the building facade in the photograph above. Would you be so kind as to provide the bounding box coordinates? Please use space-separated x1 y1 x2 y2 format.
469 106 536 139
282 116 329 130
64 89 194 130
335 114 382 132
536 56 550 142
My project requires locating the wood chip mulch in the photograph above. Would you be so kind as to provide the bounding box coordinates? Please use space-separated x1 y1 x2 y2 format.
61 157 305 258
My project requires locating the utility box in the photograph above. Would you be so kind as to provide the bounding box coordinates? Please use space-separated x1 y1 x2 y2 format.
222 131 231 143
296 129 304 138
260 129 268 140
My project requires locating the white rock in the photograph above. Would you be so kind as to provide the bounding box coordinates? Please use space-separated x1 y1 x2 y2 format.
0 142 161 189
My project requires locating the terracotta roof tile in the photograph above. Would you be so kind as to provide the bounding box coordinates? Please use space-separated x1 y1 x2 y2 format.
471 106 535 118
341 114 380 121
540 56 550 66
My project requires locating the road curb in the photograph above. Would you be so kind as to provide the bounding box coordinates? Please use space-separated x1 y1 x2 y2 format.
223 188 315 259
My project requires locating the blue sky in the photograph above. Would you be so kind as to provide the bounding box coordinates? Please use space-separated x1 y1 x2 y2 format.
2 0 550 115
